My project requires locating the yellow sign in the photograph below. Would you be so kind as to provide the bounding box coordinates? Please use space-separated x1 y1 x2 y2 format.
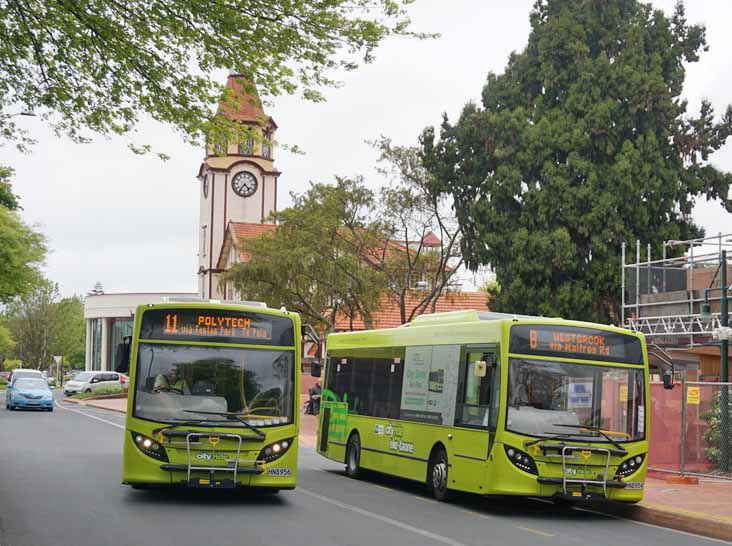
209 435 220 447
580 450 592 460
619 385 628 403
687 386 700 405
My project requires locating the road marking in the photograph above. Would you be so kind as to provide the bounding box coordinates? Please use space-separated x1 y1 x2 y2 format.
516 525 555 538
55 400 125 430
298 488 471 546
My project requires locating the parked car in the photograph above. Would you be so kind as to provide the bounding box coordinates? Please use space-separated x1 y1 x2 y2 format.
6 377 54 411
8 368 45 386
0 371 10 381
119 373 130 392
64 371 124 396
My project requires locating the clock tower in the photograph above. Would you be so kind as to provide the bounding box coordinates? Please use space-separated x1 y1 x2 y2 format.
197 75 280 299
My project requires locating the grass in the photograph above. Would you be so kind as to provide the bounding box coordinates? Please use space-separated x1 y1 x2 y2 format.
68 385 124 400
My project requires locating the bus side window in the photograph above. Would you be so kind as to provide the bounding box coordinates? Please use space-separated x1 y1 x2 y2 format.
455 351 495 429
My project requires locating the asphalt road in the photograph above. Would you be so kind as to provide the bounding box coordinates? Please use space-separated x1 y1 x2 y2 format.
0 391 727 546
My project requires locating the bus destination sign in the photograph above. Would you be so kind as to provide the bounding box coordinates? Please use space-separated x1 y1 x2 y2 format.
509 324 643 364
139 308 293 345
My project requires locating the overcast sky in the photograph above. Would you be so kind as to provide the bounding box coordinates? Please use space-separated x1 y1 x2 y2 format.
3 0 732 298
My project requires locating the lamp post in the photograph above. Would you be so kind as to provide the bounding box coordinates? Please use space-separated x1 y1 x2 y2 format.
701 249 730 472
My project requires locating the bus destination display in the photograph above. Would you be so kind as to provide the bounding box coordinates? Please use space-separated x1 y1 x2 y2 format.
509 324 643 364
139 308 295 346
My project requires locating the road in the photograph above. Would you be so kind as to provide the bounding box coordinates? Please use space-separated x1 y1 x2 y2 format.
0 391 727 546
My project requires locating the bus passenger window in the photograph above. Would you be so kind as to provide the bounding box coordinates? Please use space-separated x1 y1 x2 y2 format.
455 351 495 429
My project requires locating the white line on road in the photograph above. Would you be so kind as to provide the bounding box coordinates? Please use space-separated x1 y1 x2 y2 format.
297 487 472 546
54 400 125 430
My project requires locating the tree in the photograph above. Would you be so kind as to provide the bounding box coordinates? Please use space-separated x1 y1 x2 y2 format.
0 1 430 154
50 295 86 369
88 282 104 296
5 280 60 369
0 166 20 210
420 0 732 323
0 204 46 304
225 178 385 331
371 137 465 324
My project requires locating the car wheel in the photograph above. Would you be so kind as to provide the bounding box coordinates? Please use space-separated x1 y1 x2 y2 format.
428 448 452 502
345 433 362 479
85 388 92 393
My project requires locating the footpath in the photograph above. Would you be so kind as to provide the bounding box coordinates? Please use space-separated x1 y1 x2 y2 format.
68 397 732 542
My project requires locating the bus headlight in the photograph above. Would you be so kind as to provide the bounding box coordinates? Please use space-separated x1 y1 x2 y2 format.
258 438 293 463
131 431 169 462
504 445 538 475
615 454 645 478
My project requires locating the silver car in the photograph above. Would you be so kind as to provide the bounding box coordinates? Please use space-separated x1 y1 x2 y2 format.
64 371 124 396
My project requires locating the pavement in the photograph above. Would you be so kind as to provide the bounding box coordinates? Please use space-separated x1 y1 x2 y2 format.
12 391 730 544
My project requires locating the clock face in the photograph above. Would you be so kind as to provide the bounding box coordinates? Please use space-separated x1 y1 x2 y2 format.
232 171 258 197
202 175 209 198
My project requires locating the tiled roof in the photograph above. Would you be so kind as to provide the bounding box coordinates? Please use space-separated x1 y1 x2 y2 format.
421 231 441 247
334 290 489 331
230 221 277 240
217 221 277 268
218 75 274 126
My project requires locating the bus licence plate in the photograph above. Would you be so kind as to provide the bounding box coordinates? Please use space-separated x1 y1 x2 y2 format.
624 481 643 490
268 467 292 477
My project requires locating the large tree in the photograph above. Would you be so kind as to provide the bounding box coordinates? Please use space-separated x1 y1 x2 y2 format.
225 178 386 331
421 0 732 322
0 0 429 154
5 280 60 369
0 202 46 304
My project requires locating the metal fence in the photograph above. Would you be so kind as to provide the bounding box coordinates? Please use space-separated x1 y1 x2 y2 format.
649 380 732 478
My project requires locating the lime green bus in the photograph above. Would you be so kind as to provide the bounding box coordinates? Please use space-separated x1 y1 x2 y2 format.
316 310 649 502
120 302 301 491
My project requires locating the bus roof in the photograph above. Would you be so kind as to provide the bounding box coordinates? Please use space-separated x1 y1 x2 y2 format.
406 310 555 326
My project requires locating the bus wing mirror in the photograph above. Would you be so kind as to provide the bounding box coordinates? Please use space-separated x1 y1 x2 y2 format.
662 370 674 390
310 361 322 378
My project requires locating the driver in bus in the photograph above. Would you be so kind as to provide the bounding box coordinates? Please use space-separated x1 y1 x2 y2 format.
153 367 191 395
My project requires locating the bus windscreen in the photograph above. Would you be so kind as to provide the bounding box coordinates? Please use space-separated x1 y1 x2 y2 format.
140 308 295 346
509 324 643 364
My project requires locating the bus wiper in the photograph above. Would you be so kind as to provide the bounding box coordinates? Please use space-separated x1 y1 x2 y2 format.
551 424 627 455
152 419 209 436
183 410 266 439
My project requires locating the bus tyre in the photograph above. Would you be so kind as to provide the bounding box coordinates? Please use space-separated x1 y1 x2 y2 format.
345 433 362 479
428 449 452 502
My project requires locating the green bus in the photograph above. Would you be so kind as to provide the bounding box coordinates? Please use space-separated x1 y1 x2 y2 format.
120 302 301 491
316 310 649 502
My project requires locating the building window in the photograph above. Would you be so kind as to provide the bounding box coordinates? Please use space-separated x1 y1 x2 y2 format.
262 131 272 159
201 225 207 258
108 318 134 372
238 138 254 155
90 319 103 371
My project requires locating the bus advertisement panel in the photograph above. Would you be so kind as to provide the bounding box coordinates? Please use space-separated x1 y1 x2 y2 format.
316 311 649 503
121 303 301 492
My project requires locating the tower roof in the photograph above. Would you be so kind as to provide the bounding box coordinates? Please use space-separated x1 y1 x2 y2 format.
218 75 277 128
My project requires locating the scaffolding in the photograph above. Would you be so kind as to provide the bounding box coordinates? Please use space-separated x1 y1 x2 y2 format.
622 233 732 348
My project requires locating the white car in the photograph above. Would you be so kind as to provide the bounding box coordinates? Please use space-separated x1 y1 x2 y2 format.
8 368 45 386
64 371 124 396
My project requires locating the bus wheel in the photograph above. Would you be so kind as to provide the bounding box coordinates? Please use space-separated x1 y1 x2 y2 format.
345 433 362 479
428 449 452 502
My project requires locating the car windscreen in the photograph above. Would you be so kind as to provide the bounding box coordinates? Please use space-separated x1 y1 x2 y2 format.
14 378 49 390
134 343 294 427
73 372 94 381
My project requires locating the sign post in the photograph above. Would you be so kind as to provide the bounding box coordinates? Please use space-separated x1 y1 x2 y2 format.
53 355 63 387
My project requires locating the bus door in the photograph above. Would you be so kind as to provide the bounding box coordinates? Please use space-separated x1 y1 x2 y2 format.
449 348 498 494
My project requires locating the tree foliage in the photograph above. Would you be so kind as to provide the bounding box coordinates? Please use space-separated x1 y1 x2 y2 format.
0 166 19 210
0 203 46 304
421 0 732 322
0 0 430 154
3 282 86 369
225 178 385 331
372 137 464 323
